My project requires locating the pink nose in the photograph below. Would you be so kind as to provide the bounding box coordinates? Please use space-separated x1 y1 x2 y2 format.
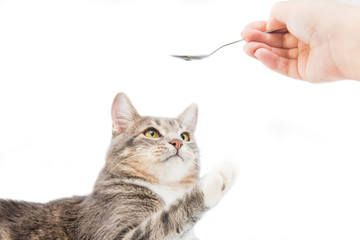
169 140 183 150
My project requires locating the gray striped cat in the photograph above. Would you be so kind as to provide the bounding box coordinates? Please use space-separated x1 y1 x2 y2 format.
0 93 237 240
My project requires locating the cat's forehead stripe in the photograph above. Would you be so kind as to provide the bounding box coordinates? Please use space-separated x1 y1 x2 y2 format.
141 118 179 128
151 119 170 133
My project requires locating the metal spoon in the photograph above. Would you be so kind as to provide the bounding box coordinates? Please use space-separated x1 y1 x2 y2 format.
171 29 281 61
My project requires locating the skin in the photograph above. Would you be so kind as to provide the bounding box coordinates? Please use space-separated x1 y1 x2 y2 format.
242 0 360 83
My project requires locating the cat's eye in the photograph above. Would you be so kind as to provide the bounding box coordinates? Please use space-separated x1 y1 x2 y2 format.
144 128 160 139
180 132 190 142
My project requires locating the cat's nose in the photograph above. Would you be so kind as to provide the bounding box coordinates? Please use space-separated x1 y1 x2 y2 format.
169 140 183 150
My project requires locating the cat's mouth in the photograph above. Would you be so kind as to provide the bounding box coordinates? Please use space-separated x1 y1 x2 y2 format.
163 153 184 162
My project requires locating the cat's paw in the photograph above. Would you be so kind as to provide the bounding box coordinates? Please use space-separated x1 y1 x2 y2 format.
200 161 238 208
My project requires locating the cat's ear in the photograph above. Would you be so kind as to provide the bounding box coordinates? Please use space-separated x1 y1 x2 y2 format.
111 93 140 134
177 103 198 132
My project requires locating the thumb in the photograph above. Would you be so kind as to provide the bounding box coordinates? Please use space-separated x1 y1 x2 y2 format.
266 1 291 31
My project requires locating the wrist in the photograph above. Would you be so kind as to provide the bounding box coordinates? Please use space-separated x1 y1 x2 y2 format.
339 5 360 80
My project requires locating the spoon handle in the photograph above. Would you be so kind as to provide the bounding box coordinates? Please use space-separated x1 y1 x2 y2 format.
171 28 285 61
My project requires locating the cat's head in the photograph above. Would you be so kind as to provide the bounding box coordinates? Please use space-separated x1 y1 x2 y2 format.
105 93 200 187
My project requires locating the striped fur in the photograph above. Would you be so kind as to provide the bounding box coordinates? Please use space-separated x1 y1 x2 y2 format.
0 93 236 239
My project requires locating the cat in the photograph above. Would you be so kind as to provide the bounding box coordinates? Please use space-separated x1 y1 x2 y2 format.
0 92 237 240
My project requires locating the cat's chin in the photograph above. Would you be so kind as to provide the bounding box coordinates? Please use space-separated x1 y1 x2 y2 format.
157 156 195 185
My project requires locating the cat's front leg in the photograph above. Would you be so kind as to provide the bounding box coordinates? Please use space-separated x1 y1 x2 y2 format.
178 229 199 240
179 162 237 240
200 161 237 209
121 161 237 240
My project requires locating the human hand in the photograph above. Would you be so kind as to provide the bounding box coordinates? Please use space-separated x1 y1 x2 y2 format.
241 0 360 83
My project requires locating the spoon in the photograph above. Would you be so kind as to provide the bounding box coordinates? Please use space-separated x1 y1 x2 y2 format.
171 29 281 61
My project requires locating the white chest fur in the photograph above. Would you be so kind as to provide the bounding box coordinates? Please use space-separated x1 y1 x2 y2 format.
125 179 189 205
121 179 199 239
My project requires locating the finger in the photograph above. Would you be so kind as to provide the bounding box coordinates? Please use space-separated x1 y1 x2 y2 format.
244 21 288 33
253 48 302 80
242 28 298 49
244 42 298 59
243 21 267 32
266 1 313 43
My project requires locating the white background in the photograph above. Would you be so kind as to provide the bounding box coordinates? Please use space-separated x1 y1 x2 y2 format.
1 0 360 239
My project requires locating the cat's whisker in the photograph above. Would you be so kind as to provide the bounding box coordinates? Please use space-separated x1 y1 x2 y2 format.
122 153 151 161
107 152 151 173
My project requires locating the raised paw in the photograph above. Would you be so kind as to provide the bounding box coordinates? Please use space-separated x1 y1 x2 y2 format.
200 161 238 208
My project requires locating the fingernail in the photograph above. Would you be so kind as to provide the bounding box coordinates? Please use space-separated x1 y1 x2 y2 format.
265 23 272 32
240 31 246 40
254 49 260 59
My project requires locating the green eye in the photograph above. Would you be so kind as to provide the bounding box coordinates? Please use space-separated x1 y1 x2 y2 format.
144 128 160 139
180 132 190 142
